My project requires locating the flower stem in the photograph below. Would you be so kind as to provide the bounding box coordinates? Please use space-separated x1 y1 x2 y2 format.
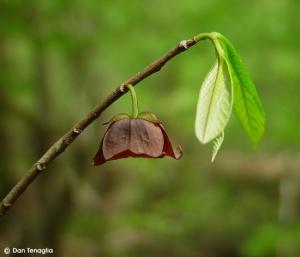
125 84 139 118
193 32 212 42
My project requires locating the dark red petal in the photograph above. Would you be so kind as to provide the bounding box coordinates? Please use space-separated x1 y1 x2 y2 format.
102 119 131 160
158 123 183 159
107 149 163 161
129 119 164 157
93 138 106 165
94 119 129 166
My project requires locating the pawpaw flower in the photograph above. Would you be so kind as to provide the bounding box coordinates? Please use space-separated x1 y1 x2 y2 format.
93 85 182 166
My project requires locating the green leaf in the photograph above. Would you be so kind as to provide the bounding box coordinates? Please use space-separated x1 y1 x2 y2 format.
218 35 265 145
195 60 232 144
211 131 224 162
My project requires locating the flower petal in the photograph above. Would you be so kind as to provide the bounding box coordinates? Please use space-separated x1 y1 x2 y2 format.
93 138 106 165
129 119 164 157
102 119 130 160
158 124 183 159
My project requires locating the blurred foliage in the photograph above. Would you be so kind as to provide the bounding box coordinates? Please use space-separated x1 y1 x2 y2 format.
0 0 300 257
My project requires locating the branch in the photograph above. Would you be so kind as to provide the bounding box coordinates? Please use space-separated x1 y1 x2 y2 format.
0 37 199 217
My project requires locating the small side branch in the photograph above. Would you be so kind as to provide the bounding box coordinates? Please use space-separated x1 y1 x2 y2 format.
0 37 197 217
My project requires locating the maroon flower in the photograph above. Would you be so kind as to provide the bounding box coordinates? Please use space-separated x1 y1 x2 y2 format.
93 112 182 165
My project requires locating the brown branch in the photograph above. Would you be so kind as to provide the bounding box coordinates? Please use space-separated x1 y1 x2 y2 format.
0 38 198 217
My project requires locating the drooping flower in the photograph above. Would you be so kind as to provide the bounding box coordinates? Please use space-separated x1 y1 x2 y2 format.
93 113 182 165
93 84 182 166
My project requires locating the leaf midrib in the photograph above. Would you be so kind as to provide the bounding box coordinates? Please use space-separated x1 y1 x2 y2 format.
202 63 222 141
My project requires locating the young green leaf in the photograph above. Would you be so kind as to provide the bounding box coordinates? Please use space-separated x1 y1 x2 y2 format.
195 60 232 144
211 131 224 162
218 35 265 145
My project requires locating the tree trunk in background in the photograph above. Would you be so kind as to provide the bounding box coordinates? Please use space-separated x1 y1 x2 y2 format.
277 172 300 257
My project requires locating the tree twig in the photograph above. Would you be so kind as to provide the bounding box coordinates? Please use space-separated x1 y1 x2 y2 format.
0 37 199 217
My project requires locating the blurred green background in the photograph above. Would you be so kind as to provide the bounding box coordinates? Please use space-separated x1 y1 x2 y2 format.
1 0 300 256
